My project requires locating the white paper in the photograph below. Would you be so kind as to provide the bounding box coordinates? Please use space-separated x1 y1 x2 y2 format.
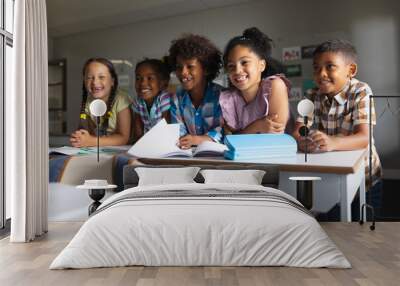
128 120 190 158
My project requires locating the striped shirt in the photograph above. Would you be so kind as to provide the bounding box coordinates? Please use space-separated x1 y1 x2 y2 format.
297 78 382 186
170 82 223 142
132 90 172 133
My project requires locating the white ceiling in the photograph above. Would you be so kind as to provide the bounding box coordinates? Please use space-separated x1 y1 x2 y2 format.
47 0 254 37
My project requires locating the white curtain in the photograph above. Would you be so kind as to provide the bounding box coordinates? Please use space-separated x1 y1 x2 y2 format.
8 0 49 242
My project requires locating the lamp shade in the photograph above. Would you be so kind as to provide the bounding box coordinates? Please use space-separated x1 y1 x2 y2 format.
89 99 107 117
297 99 314 117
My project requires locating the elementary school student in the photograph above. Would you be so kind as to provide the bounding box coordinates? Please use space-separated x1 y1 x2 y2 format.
168 34 223 149
70 58 132 147
293 39 382 217
133 58 172 141
219 27 290 135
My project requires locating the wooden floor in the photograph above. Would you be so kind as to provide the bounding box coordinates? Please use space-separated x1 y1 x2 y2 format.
0 222 399 286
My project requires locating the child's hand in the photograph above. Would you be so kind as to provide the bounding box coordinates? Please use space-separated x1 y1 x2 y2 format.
178 135 207 149
70 130 82 147
178 135 196 149
297 136 318 153
310 130 337 152
70 129 95 147
263 114 285 133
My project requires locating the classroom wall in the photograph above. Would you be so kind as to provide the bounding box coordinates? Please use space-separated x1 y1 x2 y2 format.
51 0 400 177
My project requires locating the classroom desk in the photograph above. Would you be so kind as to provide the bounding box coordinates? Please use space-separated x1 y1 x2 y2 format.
138 149 367 222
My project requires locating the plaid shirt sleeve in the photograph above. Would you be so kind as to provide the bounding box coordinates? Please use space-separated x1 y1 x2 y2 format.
159 91 172 114
205 107 223 142
132 98 139 113
170 94 188 136
352 84 376 126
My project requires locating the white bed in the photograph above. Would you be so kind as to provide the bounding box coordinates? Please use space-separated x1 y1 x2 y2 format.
50 183 350 269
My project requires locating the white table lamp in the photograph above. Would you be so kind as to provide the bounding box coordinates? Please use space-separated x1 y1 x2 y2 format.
89 99 107 162
297 99 314 162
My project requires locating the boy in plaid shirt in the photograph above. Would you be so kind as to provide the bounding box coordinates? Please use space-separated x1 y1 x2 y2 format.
293 39 382 219
168 34 223 148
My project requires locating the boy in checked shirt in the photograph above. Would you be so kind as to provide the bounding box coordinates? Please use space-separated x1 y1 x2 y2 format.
293 39 382 220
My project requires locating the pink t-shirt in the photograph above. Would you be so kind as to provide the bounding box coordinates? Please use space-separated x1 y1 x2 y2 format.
219 74 290 131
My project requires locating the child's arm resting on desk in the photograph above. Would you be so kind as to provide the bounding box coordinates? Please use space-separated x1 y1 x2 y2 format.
70 107 132 147
238 78 288 134
178 126 221 150
292 122 319 153
293 122 369 152
178 134 212 149
311 124 369 152
239 114 285 134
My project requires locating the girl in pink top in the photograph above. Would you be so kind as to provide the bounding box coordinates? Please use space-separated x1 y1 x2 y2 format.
220 27 290 135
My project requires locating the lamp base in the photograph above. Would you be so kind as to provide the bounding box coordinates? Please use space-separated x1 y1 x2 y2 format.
88 189 105 215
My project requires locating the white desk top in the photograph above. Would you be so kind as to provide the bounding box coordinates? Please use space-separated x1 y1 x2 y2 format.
138 149 367 174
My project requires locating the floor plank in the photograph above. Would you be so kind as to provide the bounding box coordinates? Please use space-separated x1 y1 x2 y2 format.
0 222 399 286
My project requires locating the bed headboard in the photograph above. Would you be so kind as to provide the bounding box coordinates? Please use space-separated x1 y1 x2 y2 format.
123 163 280 189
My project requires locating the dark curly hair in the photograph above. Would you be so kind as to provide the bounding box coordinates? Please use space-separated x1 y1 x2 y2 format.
313 39 357 63
135 58 171 83
79 58 119 134
168 34 222 81
223 27 284 78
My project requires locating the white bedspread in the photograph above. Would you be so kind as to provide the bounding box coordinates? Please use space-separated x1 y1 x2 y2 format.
50 183 350 269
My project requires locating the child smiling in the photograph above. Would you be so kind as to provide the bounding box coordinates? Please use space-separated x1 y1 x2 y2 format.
70 58 132 147
293 39 382 218
168 34 223 149
219 27 290 135
133 58 172 141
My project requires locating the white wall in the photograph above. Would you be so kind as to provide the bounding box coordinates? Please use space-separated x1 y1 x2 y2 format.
52 0 400 175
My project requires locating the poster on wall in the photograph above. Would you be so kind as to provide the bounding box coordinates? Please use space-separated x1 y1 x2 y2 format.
301 45 317 59
282 46 301 61
284 64 302 77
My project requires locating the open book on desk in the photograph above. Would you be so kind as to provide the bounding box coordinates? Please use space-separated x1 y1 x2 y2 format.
49 145 131 156
128 119 227 158
166 140 228 157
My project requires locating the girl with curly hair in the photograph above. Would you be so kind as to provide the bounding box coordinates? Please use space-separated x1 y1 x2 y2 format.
220 27 290 135
133 58 172 141
168 34 223 149
70 58 132 147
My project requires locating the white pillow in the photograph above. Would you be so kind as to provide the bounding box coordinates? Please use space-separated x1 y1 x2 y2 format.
135 167 200 186
200 169 266 185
